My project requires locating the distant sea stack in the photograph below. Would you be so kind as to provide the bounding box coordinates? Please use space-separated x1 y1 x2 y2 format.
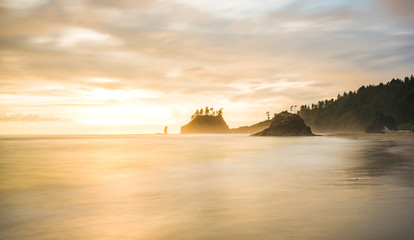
253 112 314 136
180 107 230 134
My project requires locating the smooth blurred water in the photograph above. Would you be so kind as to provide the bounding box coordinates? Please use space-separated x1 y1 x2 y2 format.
1 134 414 240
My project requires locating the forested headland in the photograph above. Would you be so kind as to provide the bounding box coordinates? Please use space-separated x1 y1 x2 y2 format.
298 75 414 132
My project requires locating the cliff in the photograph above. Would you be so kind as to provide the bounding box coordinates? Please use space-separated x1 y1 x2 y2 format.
180 115 230 134
253 112 314 136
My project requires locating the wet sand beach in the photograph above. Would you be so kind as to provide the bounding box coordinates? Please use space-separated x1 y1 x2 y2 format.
1 134 414 240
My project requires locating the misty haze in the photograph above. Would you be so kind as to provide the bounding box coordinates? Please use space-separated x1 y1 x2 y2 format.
1 0 414 239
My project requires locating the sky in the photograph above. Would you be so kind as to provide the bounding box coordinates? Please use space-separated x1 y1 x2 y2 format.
0 0 413 134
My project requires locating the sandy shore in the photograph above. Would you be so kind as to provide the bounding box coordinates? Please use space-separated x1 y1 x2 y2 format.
325 132 414 162
324 131 414 141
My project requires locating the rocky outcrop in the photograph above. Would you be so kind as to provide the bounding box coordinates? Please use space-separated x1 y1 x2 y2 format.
364 113 397 133
230 120 271 134
252 112 314 136
180 115 230 134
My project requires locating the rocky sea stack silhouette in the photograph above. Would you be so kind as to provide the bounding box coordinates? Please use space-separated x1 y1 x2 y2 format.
180 115 230 134
253 112 314 136
364 113 397 133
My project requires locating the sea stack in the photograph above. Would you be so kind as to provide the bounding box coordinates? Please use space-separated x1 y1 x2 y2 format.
253 112 314 136
181 115 230 134
364 113 397 133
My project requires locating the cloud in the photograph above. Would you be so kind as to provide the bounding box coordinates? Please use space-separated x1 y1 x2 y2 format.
376 0 414 18
0 113 67 121
1 0 414 132
30 27 123 47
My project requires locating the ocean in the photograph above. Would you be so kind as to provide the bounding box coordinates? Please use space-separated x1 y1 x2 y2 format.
1 134 414 240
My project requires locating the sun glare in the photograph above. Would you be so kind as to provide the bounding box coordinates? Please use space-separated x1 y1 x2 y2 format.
84 88 160 102
80 104 172 126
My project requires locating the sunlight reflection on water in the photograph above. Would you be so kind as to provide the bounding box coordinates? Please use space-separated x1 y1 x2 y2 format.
0 134 413 240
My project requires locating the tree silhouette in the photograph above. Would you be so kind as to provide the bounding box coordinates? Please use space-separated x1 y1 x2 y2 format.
266 111 270 121
190 107 224 119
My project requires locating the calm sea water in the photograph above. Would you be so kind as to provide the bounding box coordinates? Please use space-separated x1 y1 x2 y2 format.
1 134 414 240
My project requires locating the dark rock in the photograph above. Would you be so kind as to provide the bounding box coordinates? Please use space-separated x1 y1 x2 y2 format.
180 115 230 134
364 113 397 133
252 112 314 136
230 120 271 134
229 126 250 134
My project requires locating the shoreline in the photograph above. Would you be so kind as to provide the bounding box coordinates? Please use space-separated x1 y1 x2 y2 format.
323 131 414 141
325 132 414 163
